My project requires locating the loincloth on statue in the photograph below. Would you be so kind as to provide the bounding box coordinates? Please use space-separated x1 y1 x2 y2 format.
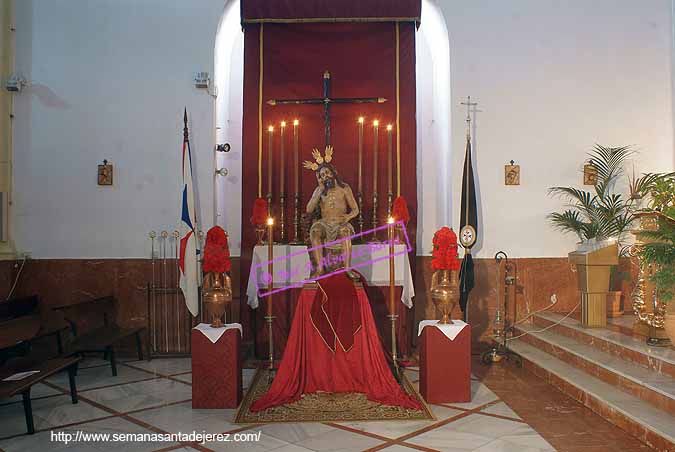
310 220 355 250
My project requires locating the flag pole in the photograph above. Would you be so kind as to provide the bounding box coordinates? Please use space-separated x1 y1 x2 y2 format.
459 96 478 324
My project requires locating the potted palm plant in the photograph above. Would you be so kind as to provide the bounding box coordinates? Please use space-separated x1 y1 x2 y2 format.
548 145 635 250
548 145 636 325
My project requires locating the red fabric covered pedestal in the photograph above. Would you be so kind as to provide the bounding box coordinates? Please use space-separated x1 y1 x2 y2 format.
419 323 471 404
191 328 242 409
250 275 421 412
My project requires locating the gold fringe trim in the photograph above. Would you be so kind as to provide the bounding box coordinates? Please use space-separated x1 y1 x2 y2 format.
243 17 420 24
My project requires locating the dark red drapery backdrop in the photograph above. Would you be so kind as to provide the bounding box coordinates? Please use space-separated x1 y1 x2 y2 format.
240 21 417 358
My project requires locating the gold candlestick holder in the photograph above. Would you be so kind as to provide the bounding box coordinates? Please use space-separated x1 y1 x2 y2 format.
290 192 302 245
370 192 380 242
279 193 287 243
357 192 365 241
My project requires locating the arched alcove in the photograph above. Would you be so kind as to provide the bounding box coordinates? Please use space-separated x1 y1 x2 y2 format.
215 0 452 256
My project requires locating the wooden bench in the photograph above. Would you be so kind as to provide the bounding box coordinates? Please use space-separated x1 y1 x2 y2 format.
0 356 80 434
54 296 145 376
0 295 69 355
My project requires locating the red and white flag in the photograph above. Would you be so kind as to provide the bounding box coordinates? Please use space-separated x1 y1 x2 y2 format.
179 108 199 317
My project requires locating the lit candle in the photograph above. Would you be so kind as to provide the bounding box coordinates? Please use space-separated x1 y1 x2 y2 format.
279 121 286 195
387 124 393 195
267 126 274 199
358 117 364 193
293 119 299 194
373 120 379 195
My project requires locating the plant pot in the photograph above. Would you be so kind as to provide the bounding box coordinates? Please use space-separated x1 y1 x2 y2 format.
606 291 623 318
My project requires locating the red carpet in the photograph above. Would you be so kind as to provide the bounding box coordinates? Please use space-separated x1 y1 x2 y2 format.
250 273 422 412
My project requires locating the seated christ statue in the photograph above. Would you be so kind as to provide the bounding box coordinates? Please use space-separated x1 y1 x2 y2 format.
304 146 360 279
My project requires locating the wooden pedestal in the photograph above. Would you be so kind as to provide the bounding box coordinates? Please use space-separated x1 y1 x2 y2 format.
569 243 618 328
191 327 242 408
419 324 471 404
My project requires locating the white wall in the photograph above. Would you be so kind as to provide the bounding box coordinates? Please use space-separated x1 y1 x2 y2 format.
438 0 675 257
11 0 223 258
8 0 675 259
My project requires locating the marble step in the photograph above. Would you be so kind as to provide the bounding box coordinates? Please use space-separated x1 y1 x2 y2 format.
532 312 675 379
514 322 675 416
509 340 675 452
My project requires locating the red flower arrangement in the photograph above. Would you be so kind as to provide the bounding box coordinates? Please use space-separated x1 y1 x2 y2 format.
431 227 460 271
392 196 410 223
251 198 267 226
202 226 231 273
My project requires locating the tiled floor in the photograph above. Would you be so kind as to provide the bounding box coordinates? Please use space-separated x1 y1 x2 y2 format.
0 356 648 452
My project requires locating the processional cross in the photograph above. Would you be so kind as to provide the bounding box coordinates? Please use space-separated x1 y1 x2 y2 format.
267 71 387 146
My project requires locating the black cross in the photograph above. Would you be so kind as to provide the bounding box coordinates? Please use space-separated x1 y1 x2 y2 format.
267 71 386 146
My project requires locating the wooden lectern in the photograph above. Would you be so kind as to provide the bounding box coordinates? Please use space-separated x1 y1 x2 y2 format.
568 243 618 327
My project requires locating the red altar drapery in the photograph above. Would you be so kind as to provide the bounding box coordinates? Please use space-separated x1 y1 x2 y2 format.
250 278 422 412
240 20 417 358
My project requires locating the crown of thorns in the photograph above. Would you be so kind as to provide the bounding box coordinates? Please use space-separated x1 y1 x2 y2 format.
302 146 333 171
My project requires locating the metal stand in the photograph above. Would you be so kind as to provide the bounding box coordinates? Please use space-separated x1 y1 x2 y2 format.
481 251 522 367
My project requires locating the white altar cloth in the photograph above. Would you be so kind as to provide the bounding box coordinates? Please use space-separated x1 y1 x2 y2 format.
418 319 468 341
193 323 242 343
246 244 414 309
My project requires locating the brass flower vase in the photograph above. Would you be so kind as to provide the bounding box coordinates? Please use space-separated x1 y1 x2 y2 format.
202 272 232 328
430 269 459 324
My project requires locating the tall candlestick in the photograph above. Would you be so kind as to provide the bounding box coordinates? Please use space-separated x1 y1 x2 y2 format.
358 117 364 192
279 121 286 194
387 216 399 379
291 119 301 244
371 120 380 240
266 217 275 372
357 117 365 238
373 120 379 193
387 124 393 215
279 121 287 242
293 120 299 193
267 126 274 218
